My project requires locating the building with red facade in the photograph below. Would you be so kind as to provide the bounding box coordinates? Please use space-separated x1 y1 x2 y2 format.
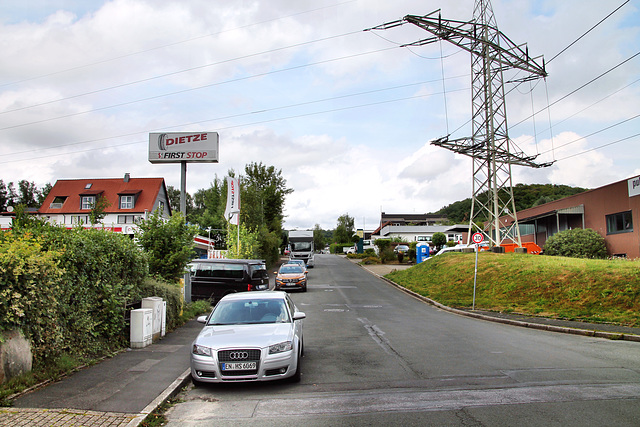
503 176 640 258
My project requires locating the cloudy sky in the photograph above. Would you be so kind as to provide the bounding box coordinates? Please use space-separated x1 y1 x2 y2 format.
1 0 638 230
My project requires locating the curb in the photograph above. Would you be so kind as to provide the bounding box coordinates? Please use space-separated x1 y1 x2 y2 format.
126 368 192 427
358 263 640 344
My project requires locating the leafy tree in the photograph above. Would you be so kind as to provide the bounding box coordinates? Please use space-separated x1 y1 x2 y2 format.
166 185 194 218
10 204 48 231
0 180 17 212
241 162 292 234
37 183 52 206
136 210 198 282
431 232 447 250
89 195 111 225
334 214 356 243
543 228 607 259
191 177 226 234
17 180 40 207
225 222 261 260
313 224 325 252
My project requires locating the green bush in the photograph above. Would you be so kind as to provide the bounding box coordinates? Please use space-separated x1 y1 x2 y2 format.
135 276 183 331
543 228 607 259
0 234 65 362
1 226 149 365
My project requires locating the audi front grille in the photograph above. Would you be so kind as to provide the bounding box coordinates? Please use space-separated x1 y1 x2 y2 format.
218 349 261 362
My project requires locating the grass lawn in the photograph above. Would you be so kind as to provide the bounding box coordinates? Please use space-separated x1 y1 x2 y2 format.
385 252 640 327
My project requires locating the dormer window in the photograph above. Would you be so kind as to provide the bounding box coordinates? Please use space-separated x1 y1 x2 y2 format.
81 196 95 210
120 195 134 209
50 196 67 209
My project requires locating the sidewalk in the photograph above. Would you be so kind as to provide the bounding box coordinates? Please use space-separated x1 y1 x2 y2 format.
1 319 202 427
351 256 640 340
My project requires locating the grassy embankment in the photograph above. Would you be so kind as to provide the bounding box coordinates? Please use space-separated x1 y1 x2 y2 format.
385 252 640 327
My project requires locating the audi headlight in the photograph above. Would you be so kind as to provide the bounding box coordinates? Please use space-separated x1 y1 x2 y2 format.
192 344 212 356
269 341 293 354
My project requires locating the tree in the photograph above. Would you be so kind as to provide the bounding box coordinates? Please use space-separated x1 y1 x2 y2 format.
0 180 17 212
334 214 356 243
89 195 111 225
313 224 325 252
239 163 292 265
191 177 226 234
17 180 40 208
431 232 447 250
241 162 292 234
38 183 52 206
166 185 194 218
135 210 198 282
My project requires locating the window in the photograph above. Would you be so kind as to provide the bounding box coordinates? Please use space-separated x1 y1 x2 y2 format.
81 196 95 210
417 236 431 242
71 215 89 225
120 195 134 209
118 215 141 224
606 211 633 234
159 201 165 212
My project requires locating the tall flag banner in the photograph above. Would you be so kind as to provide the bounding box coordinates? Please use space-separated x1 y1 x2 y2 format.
225 177 240 225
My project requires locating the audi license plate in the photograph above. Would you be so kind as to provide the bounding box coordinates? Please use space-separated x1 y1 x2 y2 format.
222 362 256 371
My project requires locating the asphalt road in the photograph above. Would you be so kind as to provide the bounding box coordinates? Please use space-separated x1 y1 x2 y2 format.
165 254 640 426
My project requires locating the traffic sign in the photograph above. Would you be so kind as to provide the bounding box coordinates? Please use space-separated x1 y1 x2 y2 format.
472 232 484 244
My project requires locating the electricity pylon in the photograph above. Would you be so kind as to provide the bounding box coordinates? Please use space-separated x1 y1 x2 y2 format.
367 0 550 247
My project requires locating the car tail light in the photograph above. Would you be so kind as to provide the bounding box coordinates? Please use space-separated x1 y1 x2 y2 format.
247 284 253 291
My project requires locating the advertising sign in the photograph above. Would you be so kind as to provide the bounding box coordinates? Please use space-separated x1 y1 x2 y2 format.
148 132 219 163
225 177 240 225
628 176 640 198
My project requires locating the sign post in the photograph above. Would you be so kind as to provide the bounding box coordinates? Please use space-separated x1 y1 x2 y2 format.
471 233 484 310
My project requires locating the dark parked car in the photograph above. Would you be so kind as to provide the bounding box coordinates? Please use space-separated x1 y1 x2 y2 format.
189 259 269 302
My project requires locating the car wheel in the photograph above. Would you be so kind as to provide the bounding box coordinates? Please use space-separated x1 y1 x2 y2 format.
191 375 205 387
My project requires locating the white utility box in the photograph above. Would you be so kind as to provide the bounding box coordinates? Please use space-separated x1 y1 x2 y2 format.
142 297 165 341
130 308 153 349
161 301 167 337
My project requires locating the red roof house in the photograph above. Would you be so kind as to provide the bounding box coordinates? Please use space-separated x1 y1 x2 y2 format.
38 174 171 233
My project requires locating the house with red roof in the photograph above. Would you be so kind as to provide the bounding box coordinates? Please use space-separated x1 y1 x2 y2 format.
37 173 171 234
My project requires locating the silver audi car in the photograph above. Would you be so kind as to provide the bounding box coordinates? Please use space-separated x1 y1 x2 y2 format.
191 291 305 384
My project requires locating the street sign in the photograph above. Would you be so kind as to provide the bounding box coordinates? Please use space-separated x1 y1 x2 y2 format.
472 232 484 244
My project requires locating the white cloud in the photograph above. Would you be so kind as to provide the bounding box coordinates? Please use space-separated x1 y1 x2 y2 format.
0 0 638 231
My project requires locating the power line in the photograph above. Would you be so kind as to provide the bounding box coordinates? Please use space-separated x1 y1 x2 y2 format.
555 133 640 162
0 0 357 89
510 50 640 130
0 45 399 131
0 30 363 116
0 86 470 164
547 0 630 64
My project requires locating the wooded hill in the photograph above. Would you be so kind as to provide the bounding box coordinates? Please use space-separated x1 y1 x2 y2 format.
434 183 587 224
